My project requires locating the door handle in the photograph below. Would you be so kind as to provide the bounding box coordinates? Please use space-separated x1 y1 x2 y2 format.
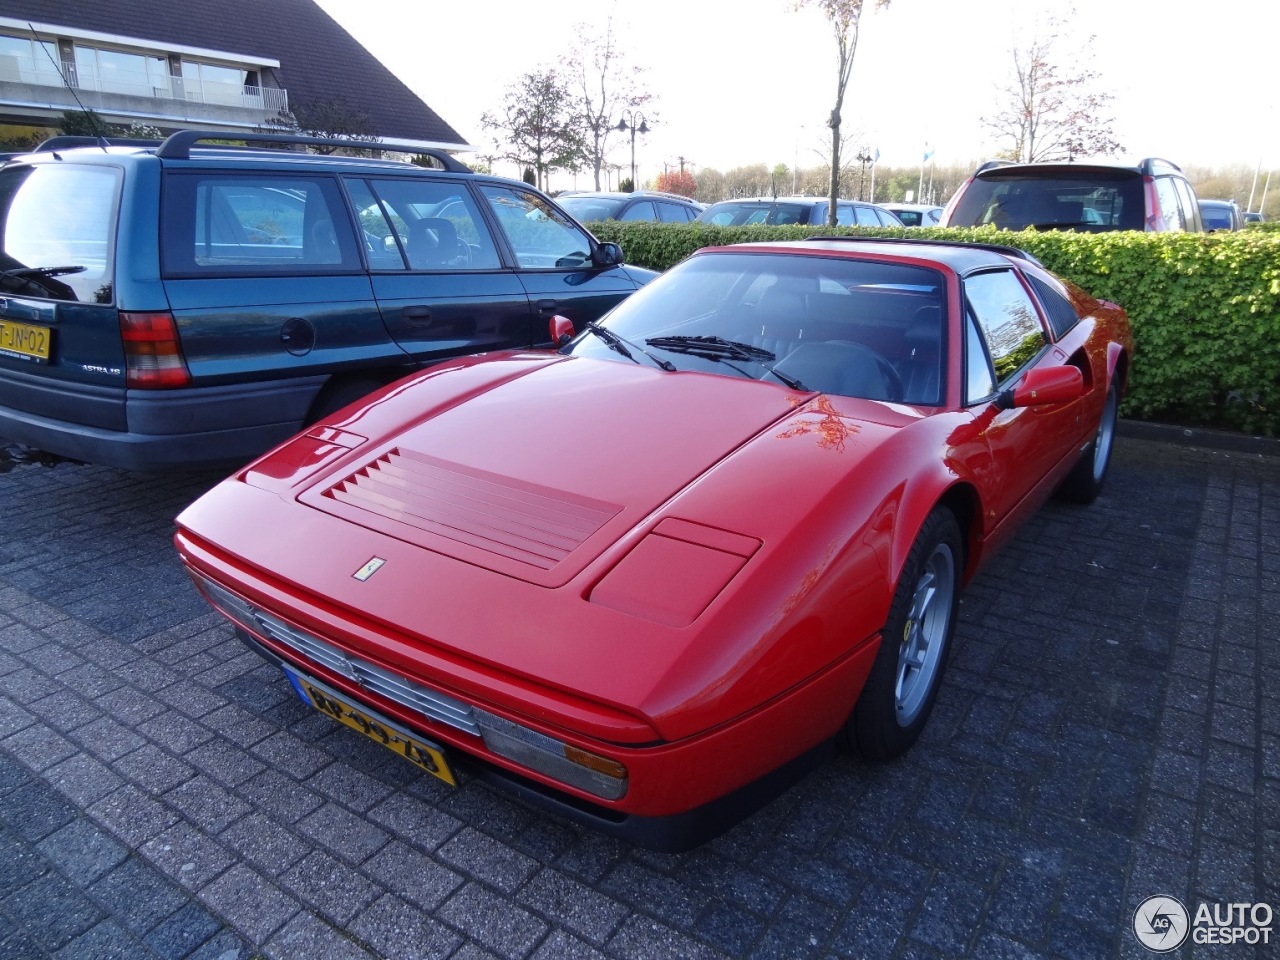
536 299 558 315
402 305 432 324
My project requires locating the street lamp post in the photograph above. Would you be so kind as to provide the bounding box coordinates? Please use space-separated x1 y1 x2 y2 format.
616 111 649 191
855 148 874 201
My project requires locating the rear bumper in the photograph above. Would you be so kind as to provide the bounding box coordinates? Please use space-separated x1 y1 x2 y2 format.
0 376 326 471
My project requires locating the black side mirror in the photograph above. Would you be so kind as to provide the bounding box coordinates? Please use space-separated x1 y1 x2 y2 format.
592 242 624 269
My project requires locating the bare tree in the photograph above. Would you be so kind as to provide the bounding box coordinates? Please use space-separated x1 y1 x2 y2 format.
482 70 586 192
290 98 381 153
982 16 1121 163
794 0 891 226
566 18 651 190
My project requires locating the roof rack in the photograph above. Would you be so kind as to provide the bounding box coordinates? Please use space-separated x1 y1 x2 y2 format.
801 234 1044 267
153 130 471 171
34 135 162 151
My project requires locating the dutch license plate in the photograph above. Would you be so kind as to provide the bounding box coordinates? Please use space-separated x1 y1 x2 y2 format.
284 668 457 786
0 320 52 362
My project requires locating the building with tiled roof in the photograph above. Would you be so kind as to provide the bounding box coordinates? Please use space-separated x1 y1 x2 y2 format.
0 0 469 149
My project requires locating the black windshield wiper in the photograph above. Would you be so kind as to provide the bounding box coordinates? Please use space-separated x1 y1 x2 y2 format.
644 335 776 363
585 322 675 371
765 366 807 390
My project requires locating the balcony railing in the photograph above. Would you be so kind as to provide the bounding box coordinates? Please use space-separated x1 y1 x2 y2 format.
0 54 288 116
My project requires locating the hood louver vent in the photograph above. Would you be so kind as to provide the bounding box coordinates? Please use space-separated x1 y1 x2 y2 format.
323 449 620 570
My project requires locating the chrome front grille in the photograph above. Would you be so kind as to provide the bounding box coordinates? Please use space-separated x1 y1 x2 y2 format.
198 575 480 738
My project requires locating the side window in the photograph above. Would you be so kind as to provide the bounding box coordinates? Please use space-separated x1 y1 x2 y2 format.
1153 176 1184 231
478 186 594 269
1173 178 1201 231
964 311 996 404
854 205 881 227
358 178 499 271
657 201 692 223
162 173 361 275
619 200 656 222
964 269 1048 385
1026 274 1080 339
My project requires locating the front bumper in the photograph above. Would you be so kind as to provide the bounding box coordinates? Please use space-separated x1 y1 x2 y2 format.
177 534 878 850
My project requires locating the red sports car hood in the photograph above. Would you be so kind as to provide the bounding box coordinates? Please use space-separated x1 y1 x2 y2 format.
296 355 810 588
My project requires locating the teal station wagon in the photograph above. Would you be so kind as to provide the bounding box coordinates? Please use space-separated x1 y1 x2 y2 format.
0 132 656 471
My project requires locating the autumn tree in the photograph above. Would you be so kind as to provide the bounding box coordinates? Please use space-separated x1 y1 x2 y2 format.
566 18 651 191
982 15 1121 163
794 0 891 226
653 169 697 198
482 69 585 192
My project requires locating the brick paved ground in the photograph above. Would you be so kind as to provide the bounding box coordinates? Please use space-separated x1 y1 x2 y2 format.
0 435 1274 960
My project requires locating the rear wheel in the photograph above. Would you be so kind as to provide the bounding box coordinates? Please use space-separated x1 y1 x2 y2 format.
1057 383 1118 504
848 506 962 760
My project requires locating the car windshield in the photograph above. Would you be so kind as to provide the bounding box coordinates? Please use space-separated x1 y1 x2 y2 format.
557 196 626 221
699 202 813 226
950 171 1144 231
569 251 947 404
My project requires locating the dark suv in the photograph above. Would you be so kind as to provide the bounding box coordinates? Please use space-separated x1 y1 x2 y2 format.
941 158 1204 232
0 132 656 471
556 190 702 224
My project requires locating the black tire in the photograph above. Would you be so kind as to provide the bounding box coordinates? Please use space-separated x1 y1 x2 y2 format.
847 505 962 761
305 376 387 426
1056 383 1118 504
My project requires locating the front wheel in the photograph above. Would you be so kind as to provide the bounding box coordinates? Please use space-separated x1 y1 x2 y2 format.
847 506 962 761
1056 383 1118 504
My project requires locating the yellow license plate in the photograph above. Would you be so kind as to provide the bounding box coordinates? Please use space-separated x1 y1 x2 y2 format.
285 669 457 786
0 320 52 362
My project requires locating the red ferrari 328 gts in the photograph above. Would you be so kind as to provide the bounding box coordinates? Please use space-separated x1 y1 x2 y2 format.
175 238 1133 850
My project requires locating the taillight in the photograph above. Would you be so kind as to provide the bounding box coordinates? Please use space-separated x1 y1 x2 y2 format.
119 311 191 388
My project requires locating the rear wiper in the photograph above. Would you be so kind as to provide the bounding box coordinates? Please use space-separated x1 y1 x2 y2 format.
0 264 86 295
585 322 675 371
0 265 86 280
644 335 776 363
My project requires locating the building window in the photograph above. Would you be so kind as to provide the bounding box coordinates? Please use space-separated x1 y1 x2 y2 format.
180 60 247 105
73 46 171 97
0 35 66 87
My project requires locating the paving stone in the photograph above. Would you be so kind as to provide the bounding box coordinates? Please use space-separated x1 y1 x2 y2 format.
196 864 297 944
35 817 128 885
437 882 549 959
279 849 380 926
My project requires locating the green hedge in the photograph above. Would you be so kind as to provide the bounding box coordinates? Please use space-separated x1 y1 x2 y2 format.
591 222 1280 436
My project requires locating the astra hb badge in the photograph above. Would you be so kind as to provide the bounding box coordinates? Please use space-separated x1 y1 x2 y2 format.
352 557 386 582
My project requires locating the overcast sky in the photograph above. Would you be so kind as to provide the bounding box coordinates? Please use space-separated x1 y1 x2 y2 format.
313 0 1275 189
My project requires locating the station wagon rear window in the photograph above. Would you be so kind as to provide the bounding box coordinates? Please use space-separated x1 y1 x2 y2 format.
0 163 120 303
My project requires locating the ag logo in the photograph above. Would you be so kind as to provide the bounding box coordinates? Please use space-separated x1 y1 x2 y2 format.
1133 895 1190 952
